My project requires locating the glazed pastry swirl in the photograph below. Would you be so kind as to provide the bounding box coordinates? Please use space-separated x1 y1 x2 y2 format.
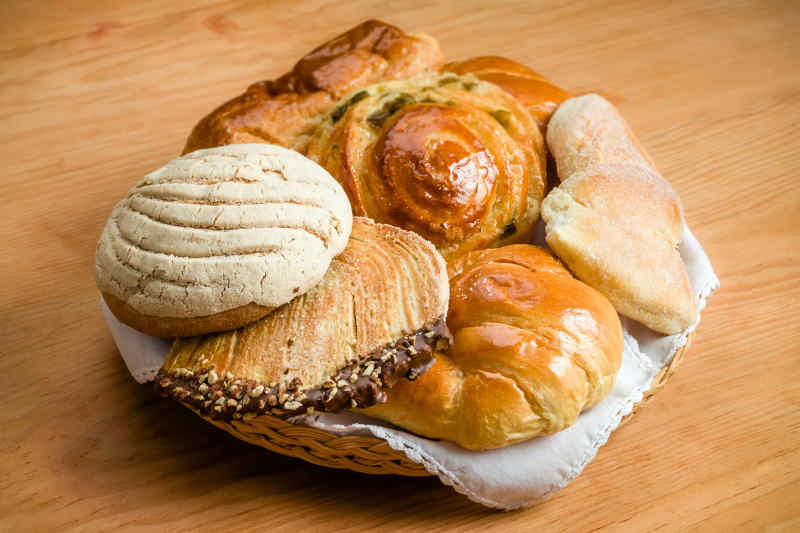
306 72 546 263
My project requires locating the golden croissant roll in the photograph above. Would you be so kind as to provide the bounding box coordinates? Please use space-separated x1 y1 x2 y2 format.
183 20 443 154
306 72 547 264
361 245 623 450
443 56 569 133
156 218 451 421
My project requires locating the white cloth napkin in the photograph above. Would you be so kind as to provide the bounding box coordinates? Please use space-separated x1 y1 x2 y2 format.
102 224 718 510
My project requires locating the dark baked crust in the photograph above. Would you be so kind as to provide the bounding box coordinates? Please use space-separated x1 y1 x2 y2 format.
182 19 443 154
155 317 450 420
103 292 274 338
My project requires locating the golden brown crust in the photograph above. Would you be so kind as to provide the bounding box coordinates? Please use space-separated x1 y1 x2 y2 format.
362 245 623 450
103 292 274 338
156 317 450 420
443 56 569 133
156 217 450 417
183 20 443 154
306 72 546 264
543 94 697 334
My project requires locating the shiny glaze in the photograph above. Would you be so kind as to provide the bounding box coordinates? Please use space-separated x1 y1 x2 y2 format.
305 72 547 264
444 56 569 131
269 20 411 97
374 104 498 241
183 20 442 154
364 244 624 449
445 245 622 408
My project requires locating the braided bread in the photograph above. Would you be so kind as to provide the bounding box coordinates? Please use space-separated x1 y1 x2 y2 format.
183 20 442 154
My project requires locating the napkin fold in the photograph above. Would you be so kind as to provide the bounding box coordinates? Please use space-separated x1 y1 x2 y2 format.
102 224 718 510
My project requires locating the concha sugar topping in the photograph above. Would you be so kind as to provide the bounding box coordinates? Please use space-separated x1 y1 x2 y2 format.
95 144 353 318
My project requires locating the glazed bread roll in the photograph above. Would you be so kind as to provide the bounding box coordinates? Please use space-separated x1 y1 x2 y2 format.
155 218 451 420
183 20 443 154
95 144 352 338
362 245 623 450
306 72 547 264
543 94 697 334
443 56 569 133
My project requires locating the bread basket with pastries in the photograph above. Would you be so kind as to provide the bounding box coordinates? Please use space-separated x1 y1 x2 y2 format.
97 19 719 509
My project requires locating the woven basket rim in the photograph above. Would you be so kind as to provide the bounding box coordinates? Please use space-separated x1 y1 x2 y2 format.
186 333 693 476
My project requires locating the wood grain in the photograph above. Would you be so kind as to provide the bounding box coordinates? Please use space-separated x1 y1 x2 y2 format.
1 0 798 530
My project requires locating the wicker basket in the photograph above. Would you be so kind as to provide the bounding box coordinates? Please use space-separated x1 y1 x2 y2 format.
199 335 692 477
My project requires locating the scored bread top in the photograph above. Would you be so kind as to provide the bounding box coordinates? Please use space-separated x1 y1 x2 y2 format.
94 144 352 318
159 217 450 416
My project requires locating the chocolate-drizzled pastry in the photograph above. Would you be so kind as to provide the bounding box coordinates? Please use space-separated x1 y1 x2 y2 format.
183 20 442 154
305 72 547 264
155 217 451 420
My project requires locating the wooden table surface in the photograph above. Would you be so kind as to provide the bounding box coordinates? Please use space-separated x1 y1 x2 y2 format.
1 1 798 530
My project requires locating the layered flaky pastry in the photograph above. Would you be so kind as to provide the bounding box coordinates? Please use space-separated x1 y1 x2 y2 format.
362 245 623 450
155 218 451 420
306 72 547 264
443 55 569 133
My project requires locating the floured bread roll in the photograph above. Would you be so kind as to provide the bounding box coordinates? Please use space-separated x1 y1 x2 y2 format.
306 72 546 264
155 218 451 420
361 245 623 450
95 144 352 338
543 94 697 334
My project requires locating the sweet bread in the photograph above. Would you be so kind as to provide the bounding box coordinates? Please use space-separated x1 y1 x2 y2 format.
543 94 697 334
155 217 451 419
95 144 352 337
443 55 569 133
183 20 443 154
306 72 546 263
361 245 623 450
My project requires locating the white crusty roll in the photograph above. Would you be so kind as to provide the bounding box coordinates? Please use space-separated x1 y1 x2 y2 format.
95 144 352 338
542 94 697 334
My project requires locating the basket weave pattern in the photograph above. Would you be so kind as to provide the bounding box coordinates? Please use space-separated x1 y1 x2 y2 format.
197 336 691 477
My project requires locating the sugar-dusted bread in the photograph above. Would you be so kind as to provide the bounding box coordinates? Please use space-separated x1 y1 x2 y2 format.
306 72 546 264
361 245 623 450
155 217 451 420
95 144 352 338
442 56 569 133
183 20 443 154
543 94 697 334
